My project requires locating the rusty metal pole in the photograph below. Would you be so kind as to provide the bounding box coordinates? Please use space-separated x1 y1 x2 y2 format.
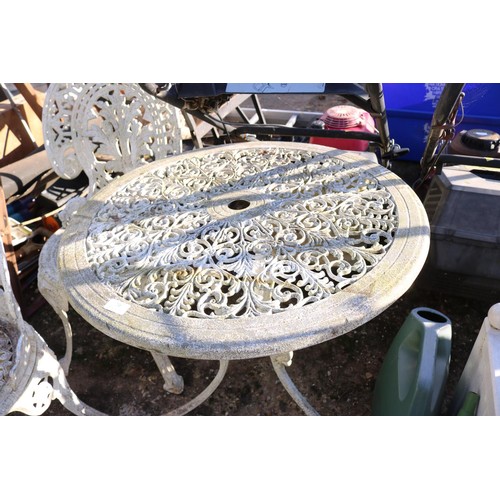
365 83 392 162
420 83 466 177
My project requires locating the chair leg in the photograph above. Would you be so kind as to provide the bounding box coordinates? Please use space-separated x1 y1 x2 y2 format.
53 307 73 375
37 231 73 375
9 375 54 415
150 351 185 394
38 275 73 375
9 325 105 415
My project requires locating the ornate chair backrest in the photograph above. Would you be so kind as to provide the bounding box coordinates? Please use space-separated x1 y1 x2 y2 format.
43 83 183 197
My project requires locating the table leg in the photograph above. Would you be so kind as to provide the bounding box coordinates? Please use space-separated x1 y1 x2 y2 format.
37 232 73 375
150 352 185 394
270 352 320 416
164 360 229 416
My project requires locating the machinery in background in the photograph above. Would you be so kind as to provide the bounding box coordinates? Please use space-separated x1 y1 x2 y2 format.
139 83 409 168
309 104 376 152
417 83 500 301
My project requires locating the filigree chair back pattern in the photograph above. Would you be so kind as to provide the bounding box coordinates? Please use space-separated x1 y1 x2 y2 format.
43 83 183 194
86 147 398 319
42 83 86 179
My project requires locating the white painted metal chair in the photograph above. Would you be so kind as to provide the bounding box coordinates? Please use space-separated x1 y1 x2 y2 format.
0 241 104 415
38 83 185 393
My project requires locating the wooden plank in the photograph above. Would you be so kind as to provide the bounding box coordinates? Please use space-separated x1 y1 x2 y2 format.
0 93 44 168
14 83 45 120
0 149 53 200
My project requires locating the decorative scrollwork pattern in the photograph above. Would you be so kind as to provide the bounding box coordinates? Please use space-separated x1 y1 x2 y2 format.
86 147 398 319
42 83 86 179
43 83 183 193
0 327 14 387
73 83 182 194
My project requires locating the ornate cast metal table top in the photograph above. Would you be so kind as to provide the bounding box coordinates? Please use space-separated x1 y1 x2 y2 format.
58 142 430 360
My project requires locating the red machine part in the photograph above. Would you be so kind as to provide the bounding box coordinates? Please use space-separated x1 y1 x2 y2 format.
309 105 376 151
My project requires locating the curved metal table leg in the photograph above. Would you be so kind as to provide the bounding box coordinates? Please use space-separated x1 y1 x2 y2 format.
55 308 73 375
270 352 320 416
150 352 184 394
164 360 229 416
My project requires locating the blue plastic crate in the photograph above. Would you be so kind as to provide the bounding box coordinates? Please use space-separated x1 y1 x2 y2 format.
383 83 500 161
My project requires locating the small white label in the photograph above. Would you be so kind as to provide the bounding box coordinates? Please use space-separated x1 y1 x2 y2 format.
104 299 130 315
226 83 326 94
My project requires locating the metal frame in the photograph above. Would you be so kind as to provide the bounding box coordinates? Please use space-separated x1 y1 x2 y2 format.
139 83 408 168
418 83 466 185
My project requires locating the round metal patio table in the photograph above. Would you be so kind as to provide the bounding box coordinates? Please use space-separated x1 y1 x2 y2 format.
58 142 430 415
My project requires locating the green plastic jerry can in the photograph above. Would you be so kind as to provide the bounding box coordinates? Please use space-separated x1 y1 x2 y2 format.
372 307 452 416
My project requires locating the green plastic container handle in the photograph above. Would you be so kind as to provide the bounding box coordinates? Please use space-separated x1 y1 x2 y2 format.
372 307 452 416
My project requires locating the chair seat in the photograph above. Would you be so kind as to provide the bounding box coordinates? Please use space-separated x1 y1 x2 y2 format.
0 318 40 415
